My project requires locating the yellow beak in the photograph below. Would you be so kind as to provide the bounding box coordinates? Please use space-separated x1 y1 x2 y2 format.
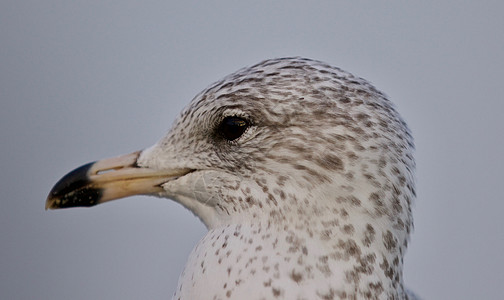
46 151 192 209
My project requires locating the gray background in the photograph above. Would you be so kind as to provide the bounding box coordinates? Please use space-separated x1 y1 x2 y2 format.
1 1 503 299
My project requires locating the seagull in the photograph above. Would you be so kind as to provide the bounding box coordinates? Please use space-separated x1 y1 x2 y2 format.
47 57 417 299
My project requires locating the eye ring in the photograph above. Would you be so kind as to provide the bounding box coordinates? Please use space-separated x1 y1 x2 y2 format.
218 116 249 141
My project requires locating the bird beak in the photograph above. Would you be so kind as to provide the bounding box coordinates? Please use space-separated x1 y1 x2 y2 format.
46 151 192 210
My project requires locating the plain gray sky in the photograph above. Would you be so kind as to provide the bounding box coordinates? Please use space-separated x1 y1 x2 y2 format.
1 1 503 299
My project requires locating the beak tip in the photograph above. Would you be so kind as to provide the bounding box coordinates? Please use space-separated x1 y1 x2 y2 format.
45 161 102 210
44 188 103 209
45 196 58 210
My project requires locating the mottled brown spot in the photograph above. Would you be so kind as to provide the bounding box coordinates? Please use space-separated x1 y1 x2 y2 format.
362 224 376 247
290 270 303 283
383 230 397 251
263 279 272 287
342 224 355 235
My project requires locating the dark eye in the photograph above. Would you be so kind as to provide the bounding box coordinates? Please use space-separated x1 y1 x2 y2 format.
219 116 249 141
